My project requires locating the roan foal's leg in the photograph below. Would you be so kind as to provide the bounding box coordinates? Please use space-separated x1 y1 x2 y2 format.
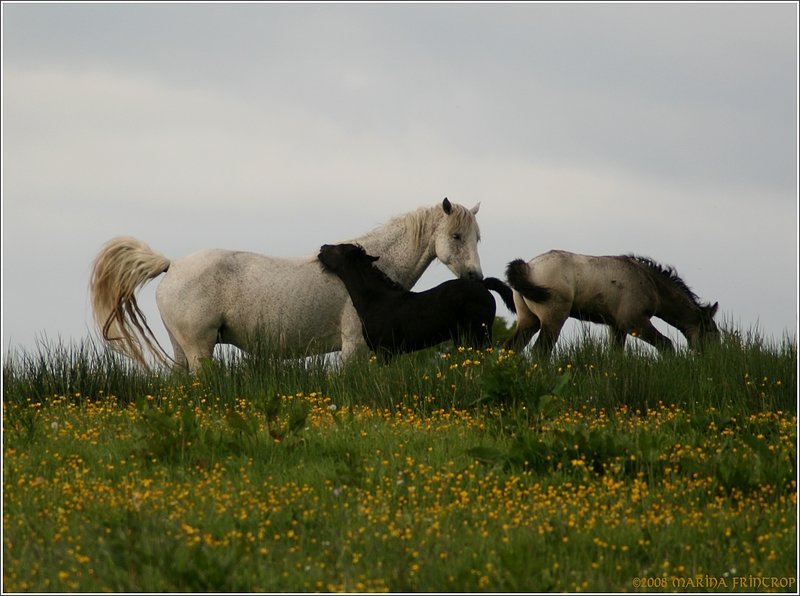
633 320 675 354
530 304 570 357
608 326 628 351
504 316 540 352
503 294 540 352
532 319 565 357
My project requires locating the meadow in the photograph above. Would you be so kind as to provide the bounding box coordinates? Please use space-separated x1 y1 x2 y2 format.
2 326 797 592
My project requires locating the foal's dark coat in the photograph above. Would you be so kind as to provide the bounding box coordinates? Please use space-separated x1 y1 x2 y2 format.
318 243 516 358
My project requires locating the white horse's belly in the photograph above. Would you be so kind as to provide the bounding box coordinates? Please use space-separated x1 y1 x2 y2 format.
157 249 350 355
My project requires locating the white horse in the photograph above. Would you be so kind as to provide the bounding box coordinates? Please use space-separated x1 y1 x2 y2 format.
90 198 483 371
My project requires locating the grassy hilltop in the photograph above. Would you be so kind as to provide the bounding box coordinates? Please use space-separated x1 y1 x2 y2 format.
2 328 797 592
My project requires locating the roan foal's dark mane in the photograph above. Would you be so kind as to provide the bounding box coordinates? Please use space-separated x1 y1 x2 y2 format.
623 255 705 308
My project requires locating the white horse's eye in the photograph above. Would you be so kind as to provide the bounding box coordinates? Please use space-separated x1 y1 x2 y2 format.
452 233 462 241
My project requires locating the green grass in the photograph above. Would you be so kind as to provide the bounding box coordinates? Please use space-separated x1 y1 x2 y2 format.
2 327 797 592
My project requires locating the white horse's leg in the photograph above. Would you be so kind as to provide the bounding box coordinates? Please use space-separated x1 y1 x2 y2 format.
183 329 218 373
185 333 219 372
162 321 218 373
339 303 369 363
156 268 224 372
165 327 189 370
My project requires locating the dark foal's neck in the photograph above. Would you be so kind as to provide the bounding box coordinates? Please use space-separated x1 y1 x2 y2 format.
334 259 403 313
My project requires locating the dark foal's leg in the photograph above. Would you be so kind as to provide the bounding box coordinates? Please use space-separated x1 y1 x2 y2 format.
478 321 494 351
455 320 491 351
375 344 397 364
483 321 493 348
461 323 492 350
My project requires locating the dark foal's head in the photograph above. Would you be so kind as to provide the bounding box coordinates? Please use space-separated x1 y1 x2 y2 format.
318 243 407 294
318 243 377 274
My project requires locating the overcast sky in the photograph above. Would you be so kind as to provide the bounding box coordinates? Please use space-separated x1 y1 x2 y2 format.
2 2 798 359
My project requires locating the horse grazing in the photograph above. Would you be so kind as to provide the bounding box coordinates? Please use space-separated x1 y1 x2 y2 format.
318 243 516 358
504 250 719 355
90 198 484 371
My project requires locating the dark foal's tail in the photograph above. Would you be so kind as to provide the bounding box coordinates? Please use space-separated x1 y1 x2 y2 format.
506 259 552 303
482 277 517 314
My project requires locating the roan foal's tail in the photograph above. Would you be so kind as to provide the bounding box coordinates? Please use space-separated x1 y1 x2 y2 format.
89 236 172 368
482 277 517 314
505 259 552 303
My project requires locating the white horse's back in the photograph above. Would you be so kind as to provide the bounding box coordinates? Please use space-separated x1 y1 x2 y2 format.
156 249 348 364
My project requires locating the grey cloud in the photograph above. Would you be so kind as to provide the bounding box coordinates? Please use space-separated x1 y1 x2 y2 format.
2 3 796 353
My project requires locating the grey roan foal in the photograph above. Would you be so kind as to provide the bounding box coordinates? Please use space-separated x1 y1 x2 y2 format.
504 250 719 355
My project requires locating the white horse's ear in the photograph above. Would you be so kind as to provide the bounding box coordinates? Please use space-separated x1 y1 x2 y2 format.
471 202 481 215
442 197 452 214
709 302 719 317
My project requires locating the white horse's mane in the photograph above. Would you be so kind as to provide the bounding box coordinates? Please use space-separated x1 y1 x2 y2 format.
382 203 479 249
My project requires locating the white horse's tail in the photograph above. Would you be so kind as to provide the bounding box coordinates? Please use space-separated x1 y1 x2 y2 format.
89 236 172 368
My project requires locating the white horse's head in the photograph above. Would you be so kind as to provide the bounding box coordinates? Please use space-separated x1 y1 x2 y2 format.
434 198 483 280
